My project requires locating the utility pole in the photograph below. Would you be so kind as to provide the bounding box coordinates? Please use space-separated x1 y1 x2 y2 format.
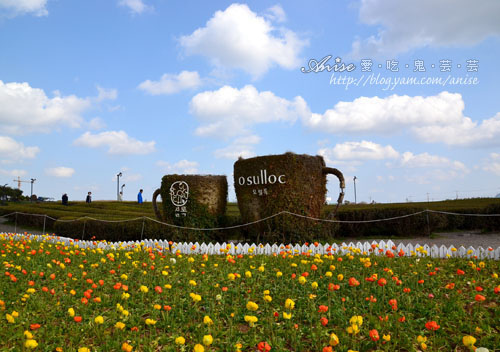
30 178 36 201
117 172 122 201
353 176 357 204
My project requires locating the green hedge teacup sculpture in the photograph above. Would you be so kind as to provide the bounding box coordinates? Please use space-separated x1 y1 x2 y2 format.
234 153 345 235
152 175 227 228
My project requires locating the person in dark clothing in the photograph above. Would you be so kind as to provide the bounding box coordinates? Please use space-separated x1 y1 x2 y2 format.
86 192 92 203
62 193 68 205
137 189 143 204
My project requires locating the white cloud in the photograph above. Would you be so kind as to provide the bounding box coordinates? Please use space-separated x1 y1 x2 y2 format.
399 152 467 171
156 160 199 174
0 136 40 163
0 0 48 17
0 168 27 177
214 135 261 159
351 0 500 58
319 141 399 161
190 85 307 138
88 117 106 130
96 86 118 102
0 80 91 135
118 0 151 14
74 131 156 155
265 5 286 23
304 92 500 147
491 153 500 160
483 153 500 176
45 167 75 178
180 3 307 78
138 71 202 95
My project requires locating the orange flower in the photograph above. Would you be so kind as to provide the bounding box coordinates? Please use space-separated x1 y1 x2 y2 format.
348 277 360 287
318 305 328 313
456 269 465 275
29 324 41 330
425 321 440 331
377 278 387 287
257 342 271 352
74 316 82 323
320 317 328 326
323 347 333 352
369 329 380 342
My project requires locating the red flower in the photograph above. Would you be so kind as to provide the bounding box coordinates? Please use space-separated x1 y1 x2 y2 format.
475 294 486 302
348 277 360 287
369 329 380 342
456 269 465 275
475 286 483 292
320 317 328 327
257 341 271 352
323 347 333 352
377 278 387 287
425 321 440 331
30 324 41 330
318 305 328 313
74 316 82 323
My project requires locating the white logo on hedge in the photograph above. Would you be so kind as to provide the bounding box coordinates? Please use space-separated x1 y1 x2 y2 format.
170 181 189 207
238 169 286 186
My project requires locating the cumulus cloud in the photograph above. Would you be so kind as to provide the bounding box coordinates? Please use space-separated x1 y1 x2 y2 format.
74 131 156 155
265 5 286 23
156 160 199 174
45 167 75 178
304 92 500 147
399 152 467 171
0 136 40 163
190 85 307 138
0 0 48 17
0 80 91 135
96 86 118 102
118 0 151 14
180 3 307 78
0 168 27 177
351 0 500 58
214 135 261 159
138 71 202 95
483 153 500 176
319 140 399 161
88 117 106 130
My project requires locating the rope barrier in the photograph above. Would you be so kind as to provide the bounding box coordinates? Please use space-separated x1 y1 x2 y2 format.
1 209 499 231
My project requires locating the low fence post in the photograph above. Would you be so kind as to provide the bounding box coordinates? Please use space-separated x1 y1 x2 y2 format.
140 217 145 241
42 215 46 235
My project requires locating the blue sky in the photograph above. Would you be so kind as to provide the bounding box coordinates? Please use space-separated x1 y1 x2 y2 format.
1 0 499 203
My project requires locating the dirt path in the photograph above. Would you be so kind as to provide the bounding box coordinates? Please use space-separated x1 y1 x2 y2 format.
1 217 499 248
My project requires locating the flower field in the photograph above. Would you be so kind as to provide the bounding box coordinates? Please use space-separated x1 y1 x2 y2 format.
1 233 499 351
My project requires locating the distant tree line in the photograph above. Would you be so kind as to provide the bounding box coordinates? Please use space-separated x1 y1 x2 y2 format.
0 185 24 202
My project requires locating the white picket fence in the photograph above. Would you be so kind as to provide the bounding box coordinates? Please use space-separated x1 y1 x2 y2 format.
2 232 500 260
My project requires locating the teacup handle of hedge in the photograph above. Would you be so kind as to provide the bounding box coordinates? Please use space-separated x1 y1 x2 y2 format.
152 188 164 221
322 167 345 218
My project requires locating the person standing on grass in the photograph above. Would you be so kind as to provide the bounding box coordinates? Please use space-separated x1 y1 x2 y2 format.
62 193 68 205
137 189 143 204
86 191 92 204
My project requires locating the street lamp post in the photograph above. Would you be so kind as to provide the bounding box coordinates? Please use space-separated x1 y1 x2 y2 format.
117 172 122 201
30 178 36 201
353 176 357 204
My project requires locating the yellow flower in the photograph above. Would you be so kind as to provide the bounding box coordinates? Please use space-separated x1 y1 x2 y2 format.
329 333 339 346
227 273 236 280
78 348 90 352
12 311 19 317
258 266 265 272
283 312 292 319
463 336 477 347
153 304 161 310
276 271 283 277
263 295 272 303
284 298 295 310
6 314 15 323
337 274 344 281
68 308 75 317
121 310 129 317
244 315 258 327
122 292 130 300
94 316 104 324
145 318 157 325
417 336 427 343
245 271 252 278
175 336 185 345
115 321 126 330
325 271 333 277
347 324 359 335
421 342 427 350
194 344 205 352
120 274 128 280
383 334 391 342
246 301 259 311
203 335 213 346
164 284 172 289
190 293 202 302
121 342 133 352
24 331 33 339
140 285 149 293
189 280 197 286
349 315 363 327
298 276 306 284
311 281 318 289
25 339 38 349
